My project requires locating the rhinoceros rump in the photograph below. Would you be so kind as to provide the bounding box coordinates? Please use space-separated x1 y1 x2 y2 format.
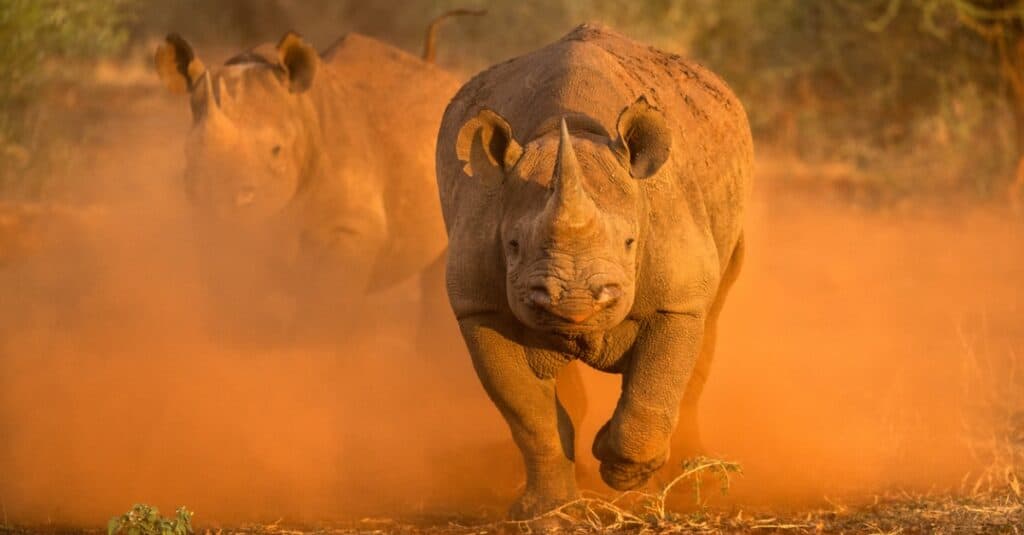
436 23 753 518
155 29 460 333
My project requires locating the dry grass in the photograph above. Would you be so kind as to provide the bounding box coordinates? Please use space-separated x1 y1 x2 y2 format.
183 487 1020 534
3 463 1020 534
66 486 1011 534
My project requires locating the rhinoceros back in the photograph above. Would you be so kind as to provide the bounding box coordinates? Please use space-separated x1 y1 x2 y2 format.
320 34 460 290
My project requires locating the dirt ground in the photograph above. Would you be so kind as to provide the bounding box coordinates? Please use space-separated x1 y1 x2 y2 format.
0 60 1021 534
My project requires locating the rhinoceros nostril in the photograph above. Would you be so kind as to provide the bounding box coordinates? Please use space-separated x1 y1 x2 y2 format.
528 285 552 307
594 284 622 306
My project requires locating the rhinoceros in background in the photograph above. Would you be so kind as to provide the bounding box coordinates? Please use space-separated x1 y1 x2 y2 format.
154 13 480 337
436 23 753 517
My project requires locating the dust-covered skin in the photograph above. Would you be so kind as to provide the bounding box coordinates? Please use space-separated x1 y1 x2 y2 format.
436 23 753 518
155 31 457 320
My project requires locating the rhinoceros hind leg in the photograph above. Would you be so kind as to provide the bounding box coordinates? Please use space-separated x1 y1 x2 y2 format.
673 232 746 459
556 360 588 435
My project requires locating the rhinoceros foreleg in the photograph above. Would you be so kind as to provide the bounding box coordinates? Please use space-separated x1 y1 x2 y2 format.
556 360 590 483
459 315 579 519
593 313 705 490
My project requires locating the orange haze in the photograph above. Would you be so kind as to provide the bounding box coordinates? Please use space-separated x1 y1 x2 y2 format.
0 80 1021 527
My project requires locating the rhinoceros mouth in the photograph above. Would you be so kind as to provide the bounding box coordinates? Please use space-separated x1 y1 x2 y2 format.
540 304 599 325
537 317 611 336
523 300 622 334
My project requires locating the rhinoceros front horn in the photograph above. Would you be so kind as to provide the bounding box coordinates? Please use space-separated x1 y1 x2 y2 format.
541 119 600 235
188 71 228 124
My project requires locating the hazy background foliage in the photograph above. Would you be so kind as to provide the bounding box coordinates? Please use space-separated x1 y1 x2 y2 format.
1 0 135 121
2 0 1023 200
0 0 136 194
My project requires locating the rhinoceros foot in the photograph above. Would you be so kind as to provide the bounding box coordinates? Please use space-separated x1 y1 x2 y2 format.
592 421 668 491
508 488 578 521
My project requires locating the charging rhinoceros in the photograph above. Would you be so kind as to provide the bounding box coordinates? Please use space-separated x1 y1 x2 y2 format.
154 17 479 335
435 23 753 517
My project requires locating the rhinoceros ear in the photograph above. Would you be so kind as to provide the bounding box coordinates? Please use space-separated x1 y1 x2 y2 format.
455 108 523 178
615 96 671 178
155 34 206 95
277 31 318 94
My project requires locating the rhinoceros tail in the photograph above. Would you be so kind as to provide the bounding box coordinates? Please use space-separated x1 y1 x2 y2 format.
423 8 486 63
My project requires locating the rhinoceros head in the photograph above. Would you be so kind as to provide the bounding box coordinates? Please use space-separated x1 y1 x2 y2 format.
455 98 671 333
155 32 319 224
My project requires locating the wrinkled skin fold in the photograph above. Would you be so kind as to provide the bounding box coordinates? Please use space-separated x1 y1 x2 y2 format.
436 23 753 519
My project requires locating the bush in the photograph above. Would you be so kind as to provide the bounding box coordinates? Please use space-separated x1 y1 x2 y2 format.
107 504 193 535
0 0 136 192
681 0 1021 196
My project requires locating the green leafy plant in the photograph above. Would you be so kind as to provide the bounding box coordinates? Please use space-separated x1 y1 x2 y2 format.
107 504 193 535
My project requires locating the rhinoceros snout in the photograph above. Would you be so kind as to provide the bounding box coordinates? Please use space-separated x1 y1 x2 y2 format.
526 281 622 324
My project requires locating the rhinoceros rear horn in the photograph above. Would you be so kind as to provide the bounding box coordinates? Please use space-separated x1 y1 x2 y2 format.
455 108 523 179
615 96 671 178
155 34 206 95
277 31 318 94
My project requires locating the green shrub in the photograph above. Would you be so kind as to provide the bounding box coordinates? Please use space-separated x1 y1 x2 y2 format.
107 504 193 535
0 0 136 174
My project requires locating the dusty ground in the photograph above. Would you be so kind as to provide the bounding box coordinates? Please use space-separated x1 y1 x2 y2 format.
0 61 1021 533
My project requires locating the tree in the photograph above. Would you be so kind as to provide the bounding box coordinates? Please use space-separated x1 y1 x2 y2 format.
950 0 1024 206
685 0 1018 197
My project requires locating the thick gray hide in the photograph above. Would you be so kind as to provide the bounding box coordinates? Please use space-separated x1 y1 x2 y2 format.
435 23 753 518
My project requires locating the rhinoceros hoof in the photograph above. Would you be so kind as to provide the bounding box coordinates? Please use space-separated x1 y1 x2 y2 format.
593 423 668 490
508 489 576 521
598 455 666 490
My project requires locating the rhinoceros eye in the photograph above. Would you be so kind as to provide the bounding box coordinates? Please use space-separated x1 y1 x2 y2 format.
508 239 519 251
625 238 635 250
271 145 282 157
